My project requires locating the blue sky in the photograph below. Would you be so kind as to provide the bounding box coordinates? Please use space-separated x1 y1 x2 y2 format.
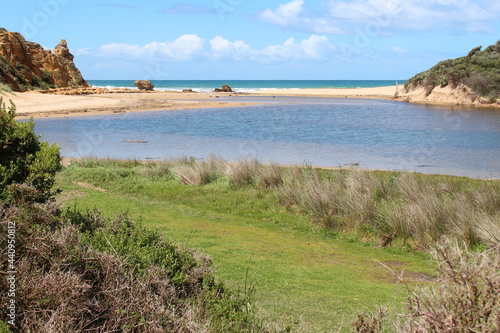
1 0 499 80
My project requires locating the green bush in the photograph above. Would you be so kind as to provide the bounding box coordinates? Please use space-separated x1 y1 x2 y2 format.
0 201 266 332
0 98 61 202
406 41 500 99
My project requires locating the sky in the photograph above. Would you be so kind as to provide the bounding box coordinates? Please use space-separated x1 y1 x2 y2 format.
1 0 500 80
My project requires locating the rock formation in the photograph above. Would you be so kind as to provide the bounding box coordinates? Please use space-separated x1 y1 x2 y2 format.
214 84 233 92
0 28 89 92
134 80 154 91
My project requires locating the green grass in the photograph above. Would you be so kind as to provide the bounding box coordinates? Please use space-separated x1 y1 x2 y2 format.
56 160 436 332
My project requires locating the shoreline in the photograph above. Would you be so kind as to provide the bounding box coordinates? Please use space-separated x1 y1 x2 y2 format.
3 84 499 119
1 90 257 119
60 157 499 181
3 85 399 119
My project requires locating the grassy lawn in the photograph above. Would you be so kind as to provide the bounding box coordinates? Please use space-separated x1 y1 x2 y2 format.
56 161 435 332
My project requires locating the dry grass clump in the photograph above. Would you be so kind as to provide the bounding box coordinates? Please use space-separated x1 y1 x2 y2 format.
404 241 500 332
276 168 382 232
0 198 267 332
379 174 500 248
275 166 500 249
223 158 260 188
172 157 220 186
353 240 500 332
169 156 284 189
142 161 173 178
256 163 284 189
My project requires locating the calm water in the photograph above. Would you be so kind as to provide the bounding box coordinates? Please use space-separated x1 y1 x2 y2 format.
30 96 500 178
87 79 405 92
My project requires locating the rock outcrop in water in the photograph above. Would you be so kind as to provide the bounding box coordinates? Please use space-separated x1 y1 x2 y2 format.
134 80 154 91
214 84 233 92
0 28 89 92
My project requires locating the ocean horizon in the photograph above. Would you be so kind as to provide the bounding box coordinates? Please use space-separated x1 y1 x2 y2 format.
87 80 406 93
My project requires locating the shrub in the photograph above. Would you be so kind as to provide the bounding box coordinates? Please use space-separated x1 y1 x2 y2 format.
354 240 500 332
405 240 500 332
406 41 500 99
0 99 61 202
0 201 268 332
0 82 13 93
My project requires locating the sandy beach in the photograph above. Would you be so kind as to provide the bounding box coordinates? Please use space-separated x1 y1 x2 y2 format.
1 85 401 119
248 85 400 99
1 90 258 119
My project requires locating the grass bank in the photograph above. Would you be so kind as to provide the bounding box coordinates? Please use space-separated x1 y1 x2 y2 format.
54 157 475 331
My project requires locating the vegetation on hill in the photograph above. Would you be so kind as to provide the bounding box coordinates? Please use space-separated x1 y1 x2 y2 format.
405 41 500 100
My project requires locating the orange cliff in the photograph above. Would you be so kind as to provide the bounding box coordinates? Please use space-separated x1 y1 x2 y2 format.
0 28 89 92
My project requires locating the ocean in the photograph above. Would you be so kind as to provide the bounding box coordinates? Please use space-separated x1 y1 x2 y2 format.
87 80 404 92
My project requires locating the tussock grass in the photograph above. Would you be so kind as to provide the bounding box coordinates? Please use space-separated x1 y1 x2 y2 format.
256 162 284 189
67 157 500 250
223 158 260 188
274 166 500 249
172 157 219 186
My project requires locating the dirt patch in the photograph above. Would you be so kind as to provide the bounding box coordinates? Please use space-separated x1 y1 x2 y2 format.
75 182 107 192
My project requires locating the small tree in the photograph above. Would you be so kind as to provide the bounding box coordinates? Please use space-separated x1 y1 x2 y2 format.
0 98 61 202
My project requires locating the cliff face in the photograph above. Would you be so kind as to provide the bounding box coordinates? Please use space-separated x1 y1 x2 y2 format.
0 28 89 92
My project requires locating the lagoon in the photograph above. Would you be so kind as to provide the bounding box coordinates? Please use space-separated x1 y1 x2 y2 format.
30 96 500 178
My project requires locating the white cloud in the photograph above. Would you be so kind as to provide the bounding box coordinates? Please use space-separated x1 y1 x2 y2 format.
258 0 500 34
256 35 335 61
259 0 342 34
74 47 93 56
85 34 337 64
97 34 205 61
259 0 304 26
209 36 252 60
